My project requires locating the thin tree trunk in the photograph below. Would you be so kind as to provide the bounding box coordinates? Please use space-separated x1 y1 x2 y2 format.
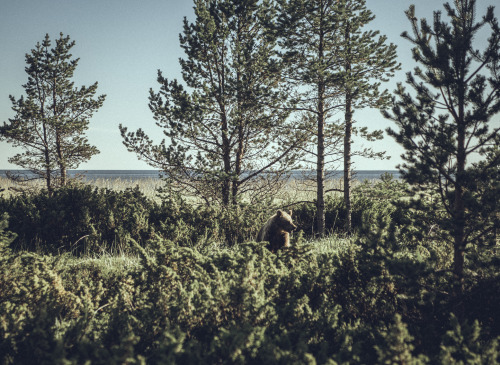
452 65 467 321
344 23 353 235
53 75 66 187
56 135 67 186
317 100 326 237
41 101 53 196
221 112 231 207
233 130 244 206
233 47 244 206
316 4 326 237
45 151 52 196
43 125 53 197
453 88 467 300
344 93 353 234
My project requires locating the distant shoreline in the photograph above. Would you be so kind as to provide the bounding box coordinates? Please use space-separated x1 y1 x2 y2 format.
0 169 400 181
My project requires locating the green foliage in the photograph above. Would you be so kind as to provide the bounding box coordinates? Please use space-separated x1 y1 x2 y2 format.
274 0 400 234
0 185 274 254
0 33 105 193
0 185 154 254
440 314 500 364
0 203 499 364
384 0 500 291
375 314 429 364
120 0 301 207
292 181 398 236
0 213 16 251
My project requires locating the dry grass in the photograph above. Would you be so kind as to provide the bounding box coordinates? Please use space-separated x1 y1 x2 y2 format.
1 174 378 204
85 177 163 198
0 176 163 199
273 177 368 206
0 176 47 195
57 252 142 276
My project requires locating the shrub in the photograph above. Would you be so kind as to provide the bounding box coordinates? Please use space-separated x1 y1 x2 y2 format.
0 216 498 363
0 185 274 254
292 192 395 237
0 185 154 254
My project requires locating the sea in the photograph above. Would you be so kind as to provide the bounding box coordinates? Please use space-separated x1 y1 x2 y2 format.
0 170 400 181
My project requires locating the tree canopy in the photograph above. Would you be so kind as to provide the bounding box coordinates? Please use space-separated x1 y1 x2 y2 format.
120 0 303 207
0 33 105 194
384 0 500 294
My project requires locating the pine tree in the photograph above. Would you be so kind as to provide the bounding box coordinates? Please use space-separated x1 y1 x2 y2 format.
275 0 398 236
336 0 399 234
375 314 429 365
439 314 499 364
275 0 345 237
120 0 301 207
0 33 105 194
384 0 500 296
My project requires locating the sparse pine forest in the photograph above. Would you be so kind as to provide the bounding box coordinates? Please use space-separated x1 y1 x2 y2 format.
0 0 499 364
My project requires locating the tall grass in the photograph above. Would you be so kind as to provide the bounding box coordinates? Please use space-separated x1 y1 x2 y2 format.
57 252 142 276
1 174 375 201
0 176 163 199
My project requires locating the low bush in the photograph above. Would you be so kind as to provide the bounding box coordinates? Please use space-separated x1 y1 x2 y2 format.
0 185 155 254
288 174 401 236
1 212 498 364
0 185 273 254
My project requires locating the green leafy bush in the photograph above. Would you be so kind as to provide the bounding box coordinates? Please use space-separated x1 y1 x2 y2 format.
0 213 499 363
292 190 396 236
0 179 498 364
0 185 154 254
0 186 270 254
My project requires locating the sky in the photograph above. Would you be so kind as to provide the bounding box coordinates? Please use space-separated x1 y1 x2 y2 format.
0 0 497 171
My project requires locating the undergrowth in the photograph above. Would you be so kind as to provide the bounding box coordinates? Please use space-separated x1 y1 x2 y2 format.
0 178 499 364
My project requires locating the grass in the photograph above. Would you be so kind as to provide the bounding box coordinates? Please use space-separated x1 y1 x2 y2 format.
310 233 355 255
48 232 356 275
86 177 163 198
56 252 142 277
0 176 164 199
1 174 374 201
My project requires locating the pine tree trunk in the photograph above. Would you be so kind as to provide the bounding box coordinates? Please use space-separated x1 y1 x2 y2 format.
45 152 53 197
56 138 67 187
317 102 326 237
316 78 326 237
42 117 53 197
453 140 466 319
233 57 243 207
453 93 467 299
344 22 353 235
53 80 66 187
222 158 231 207
221 113 231 207
344 93 353 234
316 12 326 237
233 132 244 206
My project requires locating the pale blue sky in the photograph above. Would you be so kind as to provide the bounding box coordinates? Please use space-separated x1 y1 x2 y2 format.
0 0 497 170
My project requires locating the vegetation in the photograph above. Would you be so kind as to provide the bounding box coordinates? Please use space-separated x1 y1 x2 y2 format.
0 176 499 364
275 0 347 237
384 0 500 297
335 0 399 234
120 0 302 207
0 33 105 195
274 0 398 236
0 0 499 363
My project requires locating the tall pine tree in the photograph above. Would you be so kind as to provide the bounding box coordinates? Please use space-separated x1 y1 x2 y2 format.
384 0 500 295
120 0 301 207
336 0 399 234
0 33 105 194
275 0 398 236
275 0 346 237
